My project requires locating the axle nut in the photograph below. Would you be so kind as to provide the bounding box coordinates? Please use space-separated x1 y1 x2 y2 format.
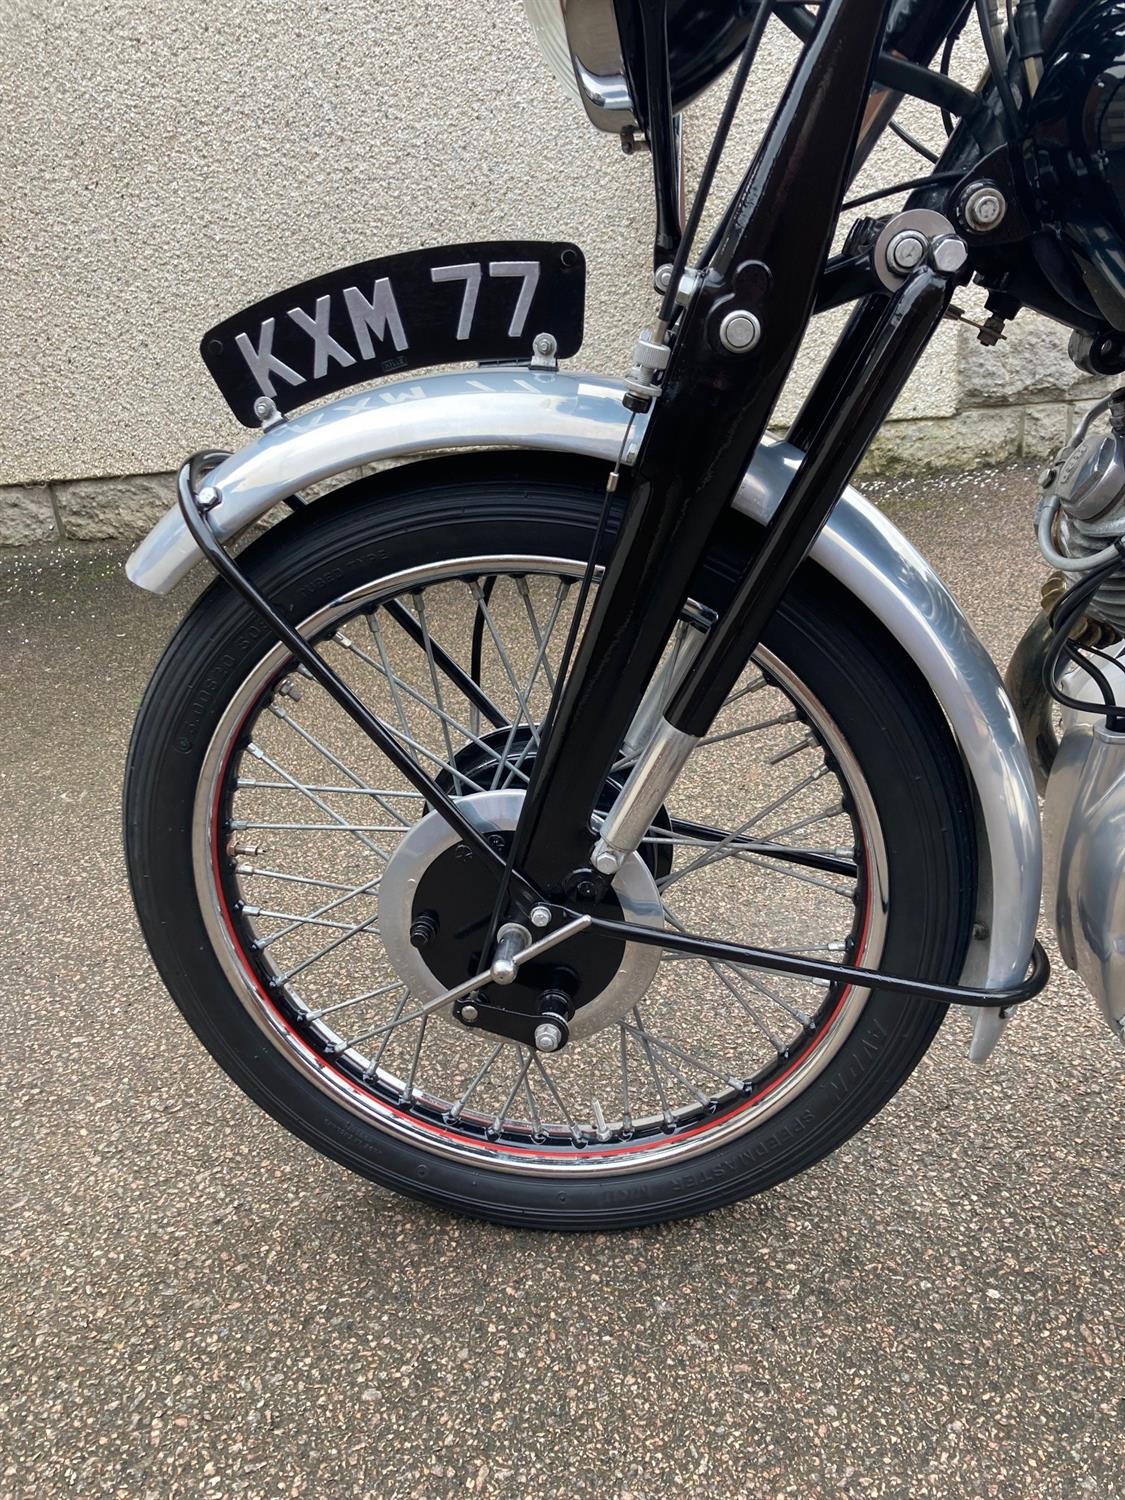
718 309 761 354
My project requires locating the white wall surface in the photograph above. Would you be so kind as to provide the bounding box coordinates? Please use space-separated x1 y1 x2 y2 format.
1 2 987 486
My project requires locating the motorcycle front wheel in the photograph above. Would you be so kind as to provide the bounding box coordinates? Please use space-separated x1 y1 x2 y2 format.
124 454 975 1230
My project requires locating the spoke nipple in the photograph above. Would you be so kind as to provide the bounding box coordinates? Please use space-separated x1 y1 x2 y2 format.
277 678 303 702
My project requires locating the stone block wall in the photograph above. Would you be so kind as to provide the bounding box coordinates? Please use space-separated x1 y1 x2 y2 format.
1 308 1111 549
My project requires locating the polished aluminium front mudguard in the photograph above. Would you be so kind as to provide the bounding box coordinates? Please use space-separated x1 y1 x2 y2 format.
127 368 1042 1060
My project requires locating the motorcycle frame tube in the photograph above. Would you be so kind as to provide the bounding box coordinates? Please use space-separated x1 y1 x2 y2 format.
507 0 896 897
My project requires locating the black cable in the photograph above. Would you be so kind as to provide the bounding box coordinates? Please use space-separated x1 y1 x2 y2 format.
656 0 774 325
1042 551 1125 727
842 170 964 210
1064 641 1115 711
939 1 974 136
975 0 1022 135
888 119 939 164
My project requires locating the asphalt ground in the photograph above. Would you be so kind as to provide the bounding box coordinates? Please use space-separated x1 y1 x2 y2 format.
0 463 1121 1499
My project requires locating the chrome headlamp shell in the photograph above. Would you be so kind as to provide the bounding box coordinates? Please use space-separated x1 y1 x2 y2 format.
522 0 637 132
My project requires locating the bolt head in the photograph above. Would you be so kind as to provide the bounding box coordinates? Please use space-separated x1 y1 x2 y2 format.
653 263 673 294
931 235 968 275
591 847 620 876
453 844 473 863
253 396 279 421
575 879 599 903
529 904 552 929
718 309 761 354
196 485 220 511
532 332 557 357
534 1022 563 1053
460 1004 479 1025
962 186 1006 232
886 230 927 274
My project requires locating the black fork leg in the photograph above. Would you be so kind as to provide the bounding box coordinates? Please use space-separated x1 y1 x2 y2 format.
666 269 953 735
508 0 895 897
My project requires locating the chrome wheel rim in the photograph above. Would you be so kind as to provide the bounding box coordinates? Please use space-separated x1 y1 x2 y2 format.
193 554 889 1176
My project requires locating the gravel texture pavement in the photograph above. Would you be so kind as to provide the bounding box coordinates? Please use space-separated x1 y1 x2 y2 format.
0 464 1121 1499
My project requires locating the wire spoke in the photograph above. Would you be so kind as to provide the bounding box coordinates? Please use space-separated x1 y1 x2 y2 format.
272 909 382 986
495 578 570 790
236 865 368 894
307 979 406 1022
339 624 527 788
695 709 799 749
246 742 392 862
530 1054 587 1145
470 580 544 757
447 1043 505 1121
412 589 463 794
252 873 382 952
757 802 846 843
627 1006 676 1128
491 1047 535 1135
627 1011 747 1093
658 764 829 891
268 702 415 828
364 612 422 769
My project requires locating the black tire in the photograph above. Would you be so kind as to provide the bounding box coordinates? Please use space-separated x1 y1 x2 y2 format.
124 455 975 1230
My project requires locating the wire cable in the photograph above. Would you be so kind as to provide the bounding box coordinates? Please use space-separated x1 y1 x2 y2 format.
975 0 1022 134
841 170 964 210
1042 550 1125 728
888 119 940 164
656 0 774 325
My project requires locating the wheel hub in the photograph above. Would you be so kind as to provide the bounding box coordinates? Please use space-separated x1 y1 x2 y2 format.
379 790 664 1041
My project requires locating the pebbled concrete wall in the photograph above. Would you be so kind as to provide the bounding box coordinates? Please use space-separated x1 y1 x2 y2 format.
0 1 1106 545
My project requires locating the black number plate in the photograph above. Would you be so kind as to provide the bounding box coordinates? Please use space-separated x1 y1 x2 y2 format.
200 240 586 426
